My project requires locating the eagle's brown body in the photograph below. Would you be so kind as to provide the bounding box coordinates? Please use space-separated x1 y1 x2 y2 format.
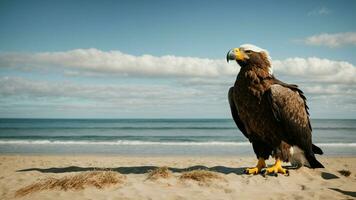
227 45 323 169
233 67 283 148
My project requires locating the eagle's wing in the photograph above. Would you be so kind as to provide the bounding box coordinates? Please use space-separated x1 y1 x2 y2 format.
267 83 312 150
267 82 324 168
228 87 248 138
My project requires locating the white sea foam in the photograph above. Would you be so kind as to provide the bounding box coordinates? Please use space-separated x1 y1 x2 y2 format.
0 140 355 147
0 140 250 146
315 143 356 147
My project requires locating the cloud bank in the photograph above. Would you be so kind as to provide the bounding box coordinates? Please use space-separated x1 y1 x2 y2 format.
0 49 234 77
1 49 355 84
0 76 212 108
273 57 356 84
0 48 355 118
304 32 356 48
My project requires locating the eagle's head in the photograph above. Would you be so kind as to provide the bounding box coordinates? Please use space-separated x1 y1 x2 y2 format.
226 44 273 74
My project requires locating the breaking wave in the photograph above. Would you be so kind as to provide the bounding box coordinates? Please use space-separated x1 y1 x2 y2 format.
0 140 355 147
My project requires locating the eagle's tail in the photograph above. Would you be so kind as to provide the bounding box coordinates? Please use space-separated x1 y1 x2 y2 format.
289 146 324 168
312 144 323 155
305 153 324 168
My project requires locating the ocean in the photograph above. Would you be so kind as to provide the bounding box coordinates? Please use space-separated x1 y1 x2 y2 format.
0 119 355 156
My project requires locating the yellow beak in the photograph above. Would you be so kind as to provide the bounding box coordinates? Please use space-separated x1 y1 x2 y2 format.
226 48 245 62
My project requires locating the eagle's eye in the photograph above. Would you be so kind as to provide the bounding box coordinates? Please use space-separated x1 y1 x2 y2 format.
245 50 252 54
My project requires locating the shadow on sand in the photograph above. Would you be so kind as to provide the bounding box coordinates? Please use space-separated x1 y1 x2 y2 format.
17 164 299 176
329 188 356 198
17 165 248 175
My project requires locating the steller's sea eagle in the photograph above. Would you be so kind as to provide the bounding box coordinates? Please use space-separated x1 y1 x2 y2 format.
226 44 324 175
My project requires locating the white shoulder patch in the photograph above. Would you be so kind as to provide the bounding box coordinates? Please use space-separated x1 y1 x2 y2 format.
240 43 273 75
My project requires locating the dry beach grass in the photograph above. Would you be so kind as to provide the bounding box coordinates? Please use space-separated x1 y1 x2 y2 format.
179 169 225 184
15 171 126 197
146 166 172 180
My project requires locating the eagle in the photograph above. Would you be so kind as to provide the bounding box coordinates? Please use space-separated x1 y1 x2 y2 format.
226 44 324 175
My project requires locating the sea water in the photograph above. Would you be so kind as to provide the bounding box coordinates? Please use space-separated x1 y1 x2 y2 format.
0 119 355 156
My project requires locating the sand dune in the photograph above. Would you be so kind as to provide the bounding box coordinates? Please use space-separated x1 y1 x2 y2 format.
0 155 355 200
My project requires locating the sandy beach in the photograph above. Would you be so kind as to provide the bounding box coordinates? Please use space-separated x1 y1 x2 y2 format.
0 155 355 200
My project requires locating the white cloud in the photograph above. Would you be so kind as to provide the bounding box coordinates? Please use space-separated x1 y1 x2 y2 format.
0 76 231 118
0 76 196 102
304 32 356 47
1 48 356 84
273 57 356 84
0 76 219 110
303 84 356 96
1 74 355 118
308 7 331 16
0 49 234 77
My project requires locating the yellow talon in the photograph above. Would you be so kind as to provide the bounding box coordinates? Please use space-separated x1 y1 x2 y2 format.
263 159 289 176
244 158 266 175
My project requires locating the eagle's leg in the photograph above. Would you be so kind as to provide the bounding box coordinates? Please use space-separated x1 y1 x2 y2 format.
244 157 266 174
263 158 289 176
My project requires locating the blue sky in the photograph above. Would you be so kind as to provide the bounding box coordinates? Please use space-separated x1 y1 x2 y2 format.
1 0 355 60
0 0 355 118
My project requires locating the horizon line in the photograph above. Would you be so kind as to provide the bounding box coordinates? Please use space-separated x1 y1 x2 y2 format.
0 118 355 120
